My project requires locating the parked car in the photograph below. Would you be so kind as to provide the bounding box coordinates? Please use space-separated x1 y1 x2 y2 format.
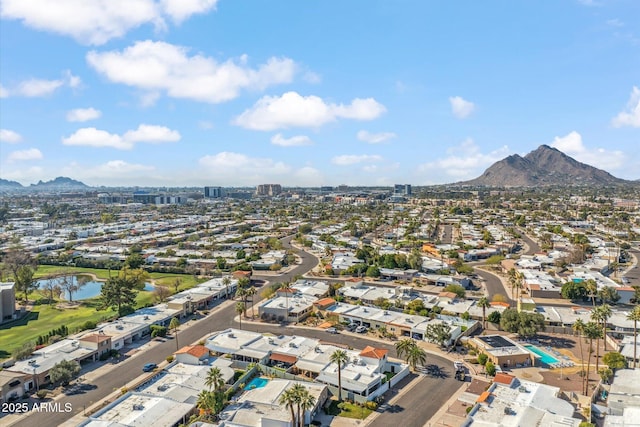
326 327 338 334
347 323 358 331
355 326 368 334
142 363 157 372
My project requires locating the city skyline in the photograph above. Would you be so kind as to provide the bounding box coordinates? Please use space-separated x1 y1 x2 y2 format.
1 0 639 187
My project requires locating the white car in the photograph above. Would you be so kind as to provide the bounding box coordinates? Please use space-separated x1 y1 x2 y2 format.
355 326 368 333
326 327 338 334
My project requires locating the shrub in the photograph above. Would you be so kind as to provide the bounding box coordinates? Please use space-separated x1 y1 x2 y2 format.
365 401 378 410
466 406 473 414
485 362 496 376
36 390 48 399
477 353 488 366
166 356 174 363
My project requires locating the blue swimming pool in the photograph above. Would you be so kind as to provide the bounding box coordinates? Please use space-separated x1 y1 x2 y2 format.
524 344 559 365
244 377 269 390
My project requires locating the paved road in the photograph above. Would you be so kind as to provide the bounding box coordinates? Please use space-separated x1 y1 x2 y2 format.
368 370 462 427
518 228 541 255
475 268 512 303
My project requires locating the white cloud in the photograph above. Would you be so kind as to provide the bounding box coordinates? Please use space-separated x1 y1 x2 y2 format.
357 130 396 144
449 96 475 119
303 71 321 84
15 78 64 97
87 40 297 104
93 160 154 173
331 154 383 166
198 120 214 130
62 124 180 150
611 86 640 128
8 148 43 161
122 124 180 143
551 131 626 171
0 129 23 143
0 0 218 45
160 0 217 23
2 70 81 97
577 0 601 6
57 160 156 186
234 91 386 131
270 133 313 147
66 108 102 122
418 139 510 181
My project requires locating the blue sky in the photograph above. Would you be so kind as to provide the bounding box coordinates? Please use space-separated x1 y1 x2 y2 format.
1 0 639 187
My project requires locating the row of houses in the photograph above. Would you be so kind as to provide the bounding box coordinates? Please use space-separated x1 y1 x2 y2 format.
0 276 242 403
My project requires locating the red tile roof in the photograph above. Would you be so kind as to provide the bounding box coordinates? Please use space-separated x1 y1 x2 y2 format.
493 372 515 386
175 345 209 358
269 353 297 364
477 391 491 403
359 346 388 359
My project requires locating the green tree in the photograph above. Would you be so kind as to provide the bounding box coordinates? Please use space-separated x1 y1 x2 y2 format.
278 386 299 427
561 281 587 301
365 265 380 277
14 265 37 305
487 311 501 324
329 349 349 402
477 353 488 366
598 367 613 384
373 297 391 310
598 286 620 305
443 284 466 298
602 352 627 370
485 361 496 376
49 359 81 385
13 341 36 360
424 322 452 347
297 386 316 427
98 276 138 316
205 367 224 391
124 253 145 269
499 309 545 338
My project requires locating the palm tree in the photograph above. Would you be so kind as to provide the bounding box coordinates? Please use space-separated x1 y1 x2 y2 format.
507 268 518 303
246 287 258 318
395 338 427 372
235 302 245 330
477 297 491 330
278 387 298 427
572 319 586 394
329 349 349 402
591 305 609 372
583 321 602 395
169 317 180 351
297 386 316 427
289 383 307 427
585 279 598 307
222 276 232 299
196 389 216 419
205 367 224 392
627 306 640 369
236 287 249 317
599 304 612 351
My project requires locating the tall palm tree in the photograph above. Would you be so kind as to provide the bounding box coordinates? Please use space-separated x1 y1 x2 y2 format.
298 387 316 427
395 338 415 361
583 321 602 396
627 306 640 369
477 297 491 330
236 287 249 317
572 319 586 394
585 279 598 307
507 268 518 303
329 350 349 402
278 387 298 427
235 302 245 330
599 304 612 351
222 276 232 299
169 317 180 351
205 367 224 392
290 383 307 427
591 306 608 372
246 286 258 318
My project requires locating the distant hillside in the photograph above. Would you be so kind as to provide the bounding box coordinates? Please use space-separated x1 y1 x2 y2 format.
30 177 90 189
0 178 23 188
459 145 629 187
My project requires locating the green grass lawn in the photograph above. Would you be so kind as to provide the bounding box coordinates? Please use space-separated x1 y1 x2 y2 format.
1 266 204 361
0 300 117 358
325 401 373 420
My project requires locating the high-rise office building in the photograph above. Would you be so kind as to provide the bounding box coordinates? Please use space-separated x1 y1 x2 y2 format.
394 184 412 196
256 184 282 196
204 186 225 198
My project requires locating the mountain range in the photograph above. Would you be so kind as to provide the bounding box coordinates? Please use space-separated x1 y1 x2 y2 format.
0 177 89 190
458 145 631 187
